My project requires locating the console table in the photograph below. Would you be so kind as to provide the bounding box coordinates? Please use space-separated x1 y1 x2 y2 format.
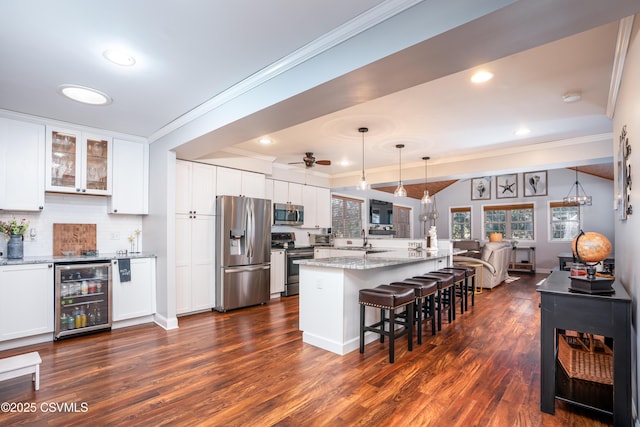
537 271 631 426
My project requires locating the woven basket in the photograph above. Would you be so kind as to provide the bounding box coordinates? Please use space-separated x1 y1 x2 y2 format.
558 333 613 385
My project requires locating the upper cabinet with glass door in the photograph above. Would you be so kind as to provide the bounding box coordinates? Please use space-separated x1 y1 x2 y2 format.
45 127 112 195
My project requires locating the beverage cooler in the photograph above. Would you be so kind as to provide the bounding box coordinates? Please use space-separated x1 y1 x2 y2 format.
54 261 112 339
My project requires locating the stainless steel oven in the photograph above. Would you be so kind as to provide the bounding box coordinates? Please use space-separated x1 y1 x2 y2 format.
284 246 314 296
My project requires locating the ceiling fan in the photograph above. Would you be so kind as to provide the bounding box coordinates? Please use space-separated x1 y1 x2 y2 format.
289 152 331 168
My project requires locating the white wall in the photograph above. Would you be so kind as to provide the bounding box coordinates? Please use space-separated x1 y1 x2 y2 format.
0 193 143 257
432 168 615 272
612 16 640 422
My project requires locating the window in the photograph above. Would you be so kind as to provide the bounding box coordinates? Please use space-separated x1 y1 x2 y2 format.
393 205 411 238
451 207 471 239
550 202 579 240
483 203 534 240
331 195 363 238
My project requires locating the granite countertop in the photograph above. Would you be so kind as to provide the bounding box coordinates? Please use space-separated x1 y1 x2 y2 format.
296 248 452 270
0 252 156 266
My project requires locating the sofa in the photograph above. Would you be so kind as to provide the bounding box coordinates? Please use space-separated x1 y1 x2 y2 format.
452 239 482 258
453 241 512 289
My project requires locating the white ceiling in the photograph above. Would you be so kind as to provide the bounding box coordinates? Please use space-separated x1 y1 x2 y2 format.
2 0 640 187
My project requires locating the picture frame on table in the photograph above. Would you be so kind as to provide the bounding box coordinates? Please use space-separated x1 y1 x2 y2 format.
471 177 491 200
496 174 518 199
524 171 547 197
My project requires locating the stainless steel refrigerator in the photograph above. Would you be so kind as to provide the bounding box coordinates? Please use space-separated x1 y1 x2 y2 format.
214 195 271 311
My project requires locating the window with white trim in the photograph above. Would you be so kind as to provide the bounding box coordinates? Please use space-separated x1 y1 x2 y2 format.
331 195 363 238
451 207 471 239
549 201 580 241
483 203 534 240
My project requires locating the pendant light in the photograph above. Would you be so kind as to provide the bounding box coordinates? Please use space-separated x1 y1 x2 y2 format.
421 156 432 204
393 144 407 197
563 167 592 205
357 127 369 190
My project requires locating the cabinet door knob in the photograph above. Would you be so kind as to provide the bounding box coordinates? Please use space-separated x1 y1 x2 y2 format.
76 188 81 192
82 189 87 193
113 209 118 213
48 264 53 268
39 206 44 210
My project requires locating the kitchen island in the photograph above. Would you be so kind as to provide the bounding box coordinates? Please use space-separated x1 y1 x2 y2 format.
295 249 452 355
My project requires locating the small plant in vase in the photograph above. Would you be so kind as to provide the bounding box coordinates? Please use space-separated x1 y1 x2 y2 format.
0 217 30 259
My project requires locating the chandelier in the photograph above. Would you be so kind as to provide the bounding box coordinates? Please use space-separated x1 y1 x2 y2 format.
563 167 592 205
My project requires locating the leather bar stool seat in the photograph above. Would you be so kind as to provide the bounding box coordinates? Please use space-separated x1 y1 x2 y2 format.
412 272 455 330
438 268 467 315
359 285 414 363
447 265 476 310
390 278 438 344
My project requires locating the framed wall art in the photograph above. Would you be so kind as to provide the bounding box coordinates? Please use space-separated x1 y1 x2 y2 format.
618 125 633 220
496 174 518 199
471 177 491 200
524 171 547 197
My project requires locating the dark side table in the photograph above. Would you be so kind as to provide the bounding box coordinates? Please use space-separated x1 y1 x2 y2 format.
537 271 631 426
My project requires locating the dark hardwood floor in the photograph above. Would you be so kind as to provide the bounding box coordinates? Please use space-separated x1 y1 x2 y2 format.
1 273 613 426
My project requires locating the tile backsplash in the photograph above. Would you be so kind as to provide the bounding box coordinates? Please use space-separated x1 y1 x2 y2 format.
0 193 143 257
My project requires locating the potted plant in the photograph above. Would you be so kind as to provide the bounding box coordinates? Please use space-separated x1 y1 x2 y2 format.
0 217 30 259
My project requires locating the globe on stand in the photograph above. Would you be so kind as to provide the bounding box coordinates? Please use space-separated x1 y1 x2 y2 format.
570 230 614 294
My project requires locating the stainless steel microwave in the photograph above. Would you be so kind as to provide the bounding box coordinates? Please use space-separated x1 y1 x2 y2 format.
273 203 304 226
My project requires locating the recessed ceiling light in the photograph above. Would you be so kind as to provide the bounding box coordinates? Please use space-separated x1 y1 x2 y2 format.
258 138 272 145
471 70 494 84
515 128 531 136
58 84 112 105
103 49 136 66
340 160 350 167
562 92 582 103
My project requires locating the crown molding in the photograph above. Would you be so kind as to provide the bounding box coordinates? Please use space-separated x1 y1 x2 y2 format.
606 15 634 118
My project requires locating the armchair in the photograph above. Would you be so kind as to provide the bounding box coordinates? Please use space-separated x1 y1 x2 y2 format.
454 241 512 289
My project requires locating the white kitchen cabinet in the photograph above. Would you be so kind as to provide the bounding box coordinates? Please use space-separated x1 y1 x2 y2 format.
176 160 216 315
270 249 285 294
0 263 54 341
176 160 217 216
216 167 265 198
45 126 112 195
176 214 215 315
273 180 303 205
108 139 149 215
302 186 331 229
0 118 45 211
314 248 332 259
265 178 274 203
112 257 155 321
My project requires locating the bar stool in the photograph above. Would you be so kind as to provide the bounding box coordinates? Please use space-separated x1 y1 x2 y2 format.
447 265 477 310
389 278 438 344
412 272 455 330
437 268 467 315
359 285 414 363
